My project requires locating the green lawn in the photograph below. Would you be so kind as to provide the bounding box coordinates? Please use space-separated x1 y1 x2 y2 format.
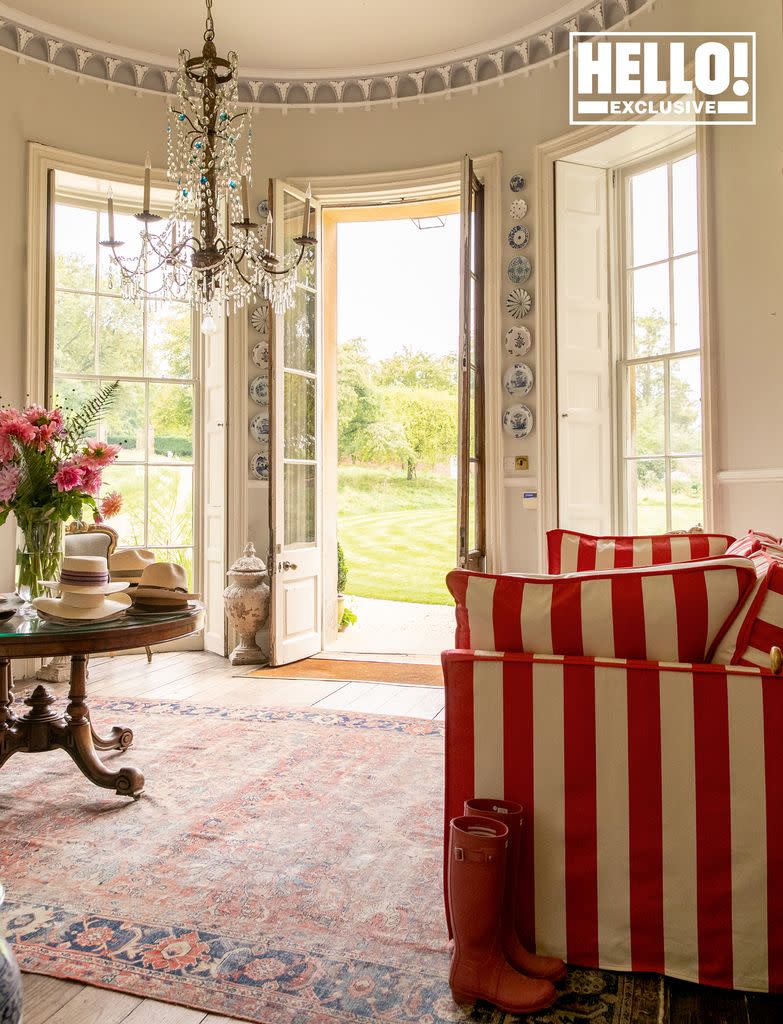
338 466 456 605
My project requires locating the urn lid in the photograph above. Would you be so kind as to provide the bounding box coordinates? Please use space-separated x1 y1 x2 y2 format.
228 542 266 574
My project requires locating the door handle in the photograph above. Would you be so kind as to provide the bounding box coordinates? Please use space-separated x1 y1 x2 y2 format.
281 560 298 571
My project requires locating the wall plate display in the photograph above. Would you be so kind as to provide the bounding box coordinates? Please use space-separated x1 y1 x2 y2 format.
506 288 533 319
503 404 534 438
510 198 528 219
249 375 269 406
250 304 270 334
507 255 532 284
250 414 270 443
504 362 534 396
250 450 269 480
505 325 532 356
257 199 269 219
508 224 530 249
251 341 269 368
509 175 526 192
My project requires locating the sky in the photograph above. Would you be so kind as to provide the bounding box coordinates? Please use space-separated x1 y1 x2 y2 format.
336 214 460 361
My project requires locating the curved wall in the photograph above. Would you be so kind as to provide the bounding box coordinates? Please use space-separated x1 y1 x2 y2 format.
1 0 781 587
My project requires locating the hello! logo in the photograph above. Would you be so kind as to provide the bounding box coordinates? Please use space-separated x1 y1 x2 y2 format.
569 32 756 125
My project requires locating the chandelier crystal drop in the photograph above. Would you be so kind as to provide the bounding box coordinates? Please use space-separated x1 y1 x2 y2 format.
101 0 315 327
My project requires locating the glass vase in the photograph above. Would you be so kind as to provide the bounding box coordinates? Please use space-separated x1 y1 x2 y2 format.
15 513 65 603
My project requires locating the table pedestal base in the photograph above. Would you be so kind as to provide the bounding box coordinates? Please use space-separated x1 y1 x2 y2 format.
0 655 143 798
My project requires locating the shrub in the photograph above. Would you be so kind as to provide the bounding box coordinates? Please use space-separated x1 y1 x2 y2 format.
337 539 348 594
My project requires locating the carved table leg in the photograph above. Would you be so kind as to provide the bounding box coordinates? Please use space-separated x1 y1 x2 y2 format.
0 658 25 768
54 654 144 799
89 721 134 751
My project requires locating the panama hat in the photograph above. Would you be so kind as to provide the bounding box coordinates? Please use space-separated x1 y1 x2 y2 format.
40 555 130 596
34 556 132 622
109 547 156 584
131 562 199 610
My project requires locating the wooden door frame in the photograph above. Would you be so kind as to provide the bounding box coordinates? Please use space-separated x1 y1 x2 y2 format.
295 153 503 644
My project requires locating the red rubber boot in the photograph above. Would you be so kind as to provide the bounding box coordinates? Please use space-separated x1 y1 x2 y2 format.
447 815 556 1013
465 798 567 983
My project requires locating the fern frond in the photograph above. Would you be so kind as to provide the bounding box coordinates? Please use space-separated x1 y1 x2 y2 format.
66 381 120 444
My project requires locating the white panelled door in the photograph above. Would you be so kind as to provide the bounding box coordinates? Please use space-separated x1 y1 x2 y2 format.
269 181 323 666
555 161 614 534
202 315 227 655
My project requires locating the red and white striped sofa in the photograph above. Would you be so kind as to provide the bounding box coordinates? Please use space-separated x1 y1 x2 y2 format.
442 530 783 993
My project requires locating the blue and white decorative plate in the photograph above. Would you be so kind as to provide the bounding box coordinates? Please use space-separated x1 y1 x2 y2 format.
250 304 270 334
257 199 269 219
503 403 534 438
250 414 269 443
504 362 534 396
508 224 530 249
506 288 533 319
508 256 532 284
250 375 269 406
505 325 532 356
252 341 269 368
510 198 528 219
509 175 526 192
250 451 269 481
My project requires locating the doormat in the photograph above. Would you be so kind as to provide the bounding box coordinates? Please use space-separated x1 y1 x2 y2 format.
1 698 663 1024
247 658 443 686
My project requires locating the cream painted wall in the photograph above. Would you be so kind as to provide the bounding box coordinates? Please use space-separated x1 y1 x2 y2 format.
1 0 781 592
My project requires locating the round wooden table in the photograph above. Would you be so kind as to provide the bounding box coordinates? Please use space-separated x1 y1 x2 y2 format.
0 603 205 798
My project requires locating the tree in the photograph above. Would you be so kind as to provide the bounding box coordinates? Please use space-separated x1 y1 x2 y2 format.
376 346 457 391
386 387 457 479
337 338 382 461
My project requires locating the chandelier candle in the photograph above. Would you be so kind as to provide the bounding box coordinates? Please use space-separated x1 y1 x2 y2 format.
107 187 115 242
100 0 315 320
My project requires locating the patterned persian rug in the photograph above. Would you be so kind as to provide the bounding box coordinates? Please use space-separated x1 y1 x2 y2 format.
0 699 663 1024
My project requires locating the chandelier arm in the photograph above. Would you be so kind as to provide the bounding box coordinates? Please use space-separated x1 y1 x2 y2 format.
169 108 200 135
256 244 310 277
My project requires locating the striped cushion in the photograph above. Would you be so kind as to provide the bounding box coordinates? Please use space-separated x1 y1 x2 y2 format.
547 529 735 574
447 558 756 663
712 544 783 666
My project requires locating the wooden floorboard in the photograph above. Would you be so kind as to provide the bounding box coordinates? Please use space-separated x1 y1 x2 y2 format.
17 651 776 1023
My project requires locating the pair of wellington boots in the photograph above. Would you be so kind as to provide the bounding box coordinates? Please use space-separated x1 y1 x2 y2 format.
447 798 566 1014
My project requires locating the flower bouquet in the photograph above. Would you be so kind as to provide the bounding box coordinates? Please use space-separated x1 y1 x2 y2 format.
0 383 122 601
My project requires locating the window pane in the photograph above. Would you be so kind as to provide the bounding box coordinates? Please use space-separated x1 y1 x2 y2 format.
98 295 144 376
148 466 193 546
147 302 192 378
104 381 146 461
100 464 146 546
300 243 317 290
55 205 96 291
149 547 194 589
283 286 315 373
149 382 194 462
670 356 702 454
53 377 96 427
54 292 95 374
627 459 667 534
630 165 669 267
627 362 665 456
672 155 698 256
284 462 316 547
670 457 704 531
673 254 700 352
632 263 670 356
283 191 305 261
284 372 316 460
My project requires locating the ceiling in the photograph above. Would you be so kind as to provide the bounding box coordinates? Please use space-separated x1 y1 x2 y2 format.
2 0 590 74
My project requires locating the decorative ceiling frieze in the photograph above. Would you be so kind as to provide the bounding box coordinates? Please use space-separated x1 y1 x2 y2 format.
0 0 653 110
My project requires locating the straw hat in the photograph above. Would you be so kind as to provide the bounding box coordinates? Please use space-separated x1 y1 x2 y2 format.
131 562 199 610
110 547 156 584
34 555 131 621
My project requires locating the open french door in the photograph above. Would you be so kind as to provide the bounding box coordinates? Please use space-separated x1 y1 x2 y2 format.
457 156 486 571
268 180 323 666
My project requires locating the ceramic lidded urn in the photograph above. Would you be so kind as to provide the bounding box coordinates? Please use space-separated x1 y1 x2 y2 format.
223 543 270 665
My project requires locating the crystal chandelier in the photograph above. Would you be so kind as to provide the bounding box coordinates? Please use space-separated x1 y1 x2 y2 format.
101 0 315 328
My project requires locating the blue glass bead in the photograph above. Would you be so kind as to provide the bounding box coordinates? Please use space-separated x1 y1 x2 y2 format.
182 188 189 196
195 142 202 150
200 175 208 184
219 112 228 121
178 113 186 122
229 180 236 189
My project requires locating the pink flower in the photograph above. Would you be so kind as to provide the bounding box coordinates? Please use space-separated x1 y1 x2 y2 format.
53 462 84 493
0 464 20 503
0 409 36 445
80 467 103 496
99 491 123 519
81 439 121 468
0 434 14 463
24 405 63 430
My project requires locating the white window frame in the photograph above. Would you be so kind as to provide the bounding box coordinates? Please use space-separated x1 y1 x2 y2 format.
614 142 706 534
